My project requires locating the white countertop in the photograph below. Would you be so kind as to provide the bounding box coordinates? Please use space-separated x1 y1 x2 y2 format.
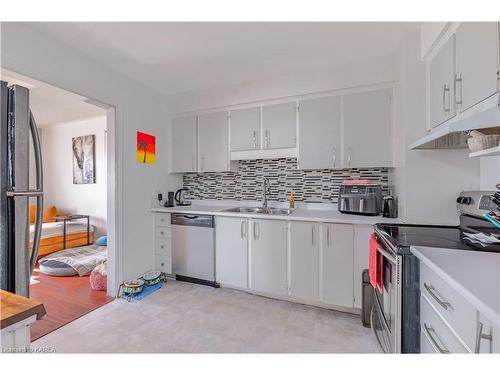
151 201 400 225
411 246 500 326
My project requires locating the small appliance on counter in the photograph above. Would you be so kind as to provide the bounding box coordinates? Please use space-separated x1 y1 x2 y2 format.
163 191 175 207
338 180 382 216
174 188 192 206
382 195 397 218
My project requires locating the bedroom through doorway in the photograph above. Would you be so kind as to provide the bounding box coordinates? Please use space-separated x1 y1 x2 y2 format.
2 71 115 341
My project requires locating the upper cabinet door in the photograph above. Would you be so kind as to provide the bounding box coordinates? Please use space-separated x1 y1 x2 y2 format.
298 95 341 170
343 88 393 168
455 22 499 112
230 107 261 151
171 115 197 173
198 111 229 172
262 102 297 149
429 35 456 127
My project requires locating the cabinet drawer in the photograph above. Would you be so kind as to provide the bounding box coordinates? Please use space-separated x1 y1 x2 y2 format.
156 227 171 238
154 213 171 227
420 263 476 350
156 255 172 275
421 294 469 353
155 238 172 257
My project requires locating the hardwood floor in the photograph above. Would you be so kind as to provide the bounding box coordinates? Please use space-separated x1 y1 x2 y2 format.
30 266 113 341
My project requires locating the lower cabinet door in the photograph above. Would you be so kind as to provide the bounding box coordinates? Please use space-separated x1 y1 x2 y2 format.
250 219 288 296
215 217 248 289
156 254 172 275
289 221 319 301
321 223 354 308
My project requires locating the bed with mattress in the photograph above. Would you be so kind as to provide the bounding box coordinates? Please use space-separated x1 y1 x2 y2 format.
30 221 95 258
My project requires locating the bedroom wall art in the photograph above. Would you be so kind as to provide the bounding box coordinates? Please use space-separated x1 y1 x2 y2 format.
72 134 96 184
136 131 156 164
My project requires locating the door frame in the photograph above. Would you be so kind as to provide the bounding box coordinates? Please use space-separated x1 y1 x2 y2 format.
1 68 122 297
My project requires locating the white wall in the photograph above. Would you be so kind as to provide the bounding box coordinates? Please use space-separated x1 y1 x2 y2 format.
166 54 396 114
393 30 480 225
41 116 107 237
1 23 183 295
480 156 500 191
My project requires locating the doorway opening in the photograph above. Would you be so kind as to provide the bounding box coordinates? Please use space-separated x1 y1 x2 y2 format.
1 69 118 341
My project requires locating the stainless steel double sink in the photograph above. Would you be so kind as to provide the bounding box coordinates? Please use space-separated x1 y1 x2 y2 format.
221 206 294 216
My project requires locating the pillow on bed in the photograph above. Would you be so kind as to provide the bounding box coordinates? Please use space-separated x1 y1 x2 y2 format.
42 206 57 223
95 236 107 246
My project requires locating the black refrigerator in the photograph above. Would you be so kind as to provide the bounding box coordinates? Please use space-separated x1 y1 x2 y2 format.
0 80 43 297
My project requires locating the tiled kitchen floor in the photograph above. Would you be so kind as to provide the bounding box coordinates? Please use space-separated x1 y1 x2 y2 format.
32 280 380 353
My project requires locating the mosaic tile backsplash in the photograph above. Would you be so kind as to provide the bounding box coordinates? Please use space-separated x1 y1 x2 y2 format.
183 158 390 204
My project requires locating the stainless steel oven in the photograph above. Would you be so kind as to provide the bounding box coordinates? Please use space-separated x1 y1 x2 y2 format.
370 241 401 353
371 227 420 353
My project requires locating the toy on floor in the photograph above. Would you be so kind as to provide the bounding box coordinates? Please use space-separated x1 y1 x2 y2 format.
90 261 107 291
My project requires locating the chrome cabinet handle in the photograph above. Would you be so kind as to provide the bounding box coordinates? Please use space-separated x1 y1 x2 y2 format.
252 130 258 149
264 129 270 148
475 322 493 353
424 324 450 354
311 224 315 246
442 84 451 113
253 221 259 240
347 147 352 167
424 283 452 310
240 219 246 239
454 73 463 107
326 226 330 248
332 148 336 168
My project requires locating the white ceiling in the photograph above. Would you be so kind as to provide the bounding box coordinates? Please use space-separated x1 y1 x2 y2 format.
2 71 106 127
31 22 420 95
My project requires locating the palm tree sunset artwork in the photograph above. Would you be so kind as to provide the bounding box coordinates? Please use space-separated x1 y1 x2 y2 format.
136 131 156 164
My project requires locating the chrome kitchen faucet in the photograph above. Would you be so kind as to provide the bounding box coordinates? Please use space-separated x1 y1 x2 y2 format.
263 178 270 209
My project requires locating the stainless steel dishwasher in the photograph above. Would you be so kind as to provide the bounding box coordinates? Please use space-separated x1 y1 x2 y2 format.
171 213 218 287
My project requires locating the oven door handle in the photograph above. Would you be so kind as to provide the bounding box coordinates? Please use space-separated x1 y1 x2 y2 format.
370 305 388 354
377 246 397 264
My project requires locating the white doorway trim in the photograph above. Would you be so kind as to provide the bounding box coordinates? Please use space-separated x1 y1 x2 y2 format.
1 68 122 297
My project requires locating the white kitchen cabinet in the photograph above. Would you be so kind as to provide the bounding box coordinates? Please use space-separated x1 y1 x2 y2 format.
321 223 354 308
215 216 248 289
262 102 297 149
455 22 499 112
154 213 172 274
429 35 456 127
230 107 261 151
249 219 288 296
343 88 393 168
289 221 319 301
298 95 341 170
353 225 372 309
198 111 230 172
171 115 197 173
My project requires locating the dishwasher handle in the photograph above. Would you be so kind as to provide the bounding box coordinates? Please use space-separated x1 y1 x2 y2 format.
171 213 215 227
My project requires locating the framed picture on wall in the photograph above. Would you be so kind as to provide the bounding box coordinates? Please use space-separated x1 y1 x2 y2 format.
72 134 96 184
